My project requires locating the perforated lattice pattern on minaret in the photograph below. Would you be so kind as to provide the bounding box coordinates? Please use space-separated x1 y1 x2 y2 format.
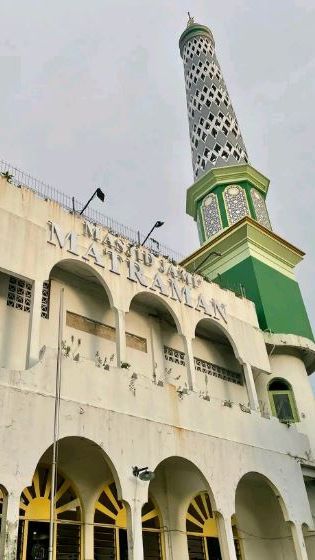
180 25 249 180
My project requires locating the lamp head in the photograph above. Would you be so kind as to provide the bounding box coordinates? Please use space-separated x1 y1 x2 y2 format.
132 466 155 482
139 470 155 481
96 188 105 202
154 221 164 228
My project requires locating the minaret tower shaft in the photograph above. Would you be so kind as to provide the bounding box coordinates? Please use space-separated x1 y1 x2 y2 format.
179 16 249 180
179 16 313 341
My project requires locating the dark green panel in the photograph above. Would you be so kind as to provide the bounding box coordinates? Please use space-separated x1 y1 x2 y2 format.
213 257 313 340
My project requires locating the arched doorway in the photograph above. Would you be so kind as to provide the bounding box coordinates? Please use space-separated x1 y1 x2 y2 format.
235 472 295 559
17 466 82 560
186 492 222 560
94 481 163 560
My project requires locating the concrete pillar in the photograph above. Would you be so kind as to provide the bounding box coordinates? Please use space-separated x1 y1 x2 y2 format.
0 490 8 560
149 316 165 381
26 279 44 368
291 523 309 560
3 493 20 560
242 362 260 411
182 335 196 390
216 515 238 560
83 508 95 560
126 500 144 560
168 528 189 560
114 307 126 368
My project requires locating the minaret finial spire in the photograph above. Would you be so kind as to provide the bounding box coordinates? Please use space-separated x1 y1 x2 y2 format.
187 12 195 27
179 18 248 179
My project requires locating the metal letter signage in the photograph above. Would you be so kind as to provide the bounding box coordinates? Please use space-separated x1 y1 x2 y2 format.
46 221 228 323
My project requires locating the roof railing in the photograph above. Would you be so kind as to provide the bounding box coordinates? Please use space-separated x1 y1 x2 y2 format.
0 159 183 262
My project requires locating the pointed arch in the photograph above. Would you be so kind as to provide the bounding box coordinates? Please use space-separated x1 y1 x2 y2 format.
48 257 114 308
127 290 183 335
194 316 241 362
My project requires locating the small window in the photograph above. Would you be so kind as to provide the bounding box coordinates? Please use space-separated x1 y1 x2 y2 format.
268 379 299 423
7 276 32 313
41 280 51 319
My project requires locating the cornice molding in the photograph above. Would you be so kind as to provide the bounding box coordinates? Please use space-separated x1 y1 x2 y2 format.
186 164 270 219
180 216 304 272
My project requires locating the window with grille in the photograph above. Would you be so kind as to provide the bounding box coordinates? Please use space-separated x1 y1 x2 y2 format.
194 357 243 385
6 276 32 312
164 346 186 366
41 281 50 319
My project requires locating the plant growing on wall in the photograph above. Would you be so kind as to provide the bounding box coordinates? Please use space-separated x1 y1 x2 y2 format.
129 372 138 396
1 171 14 183
164 366 181 386
152 362 165 387
61 336 81 361
177 383 189 400
121 362 131 369
239 403 251 414
95 352 115 370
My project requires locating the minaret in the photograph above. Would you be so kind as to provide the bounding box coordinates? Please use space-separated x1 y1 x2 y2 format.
179 16 313 341
179 14 249 180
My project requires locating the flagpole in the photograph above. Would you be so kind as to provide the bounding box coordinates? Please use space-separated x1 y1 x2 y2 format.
49 288 64 560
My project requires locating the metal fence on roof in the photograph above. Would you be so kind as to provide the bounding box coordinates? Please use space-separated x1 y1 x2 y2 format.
0 159 183 262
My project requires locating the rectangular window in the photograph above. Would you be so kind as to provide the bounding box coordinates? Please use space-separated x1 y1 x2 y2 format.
272 392 295 422
66 311 147 353
7 276 32 312
66 311 116 341
126 332 147 353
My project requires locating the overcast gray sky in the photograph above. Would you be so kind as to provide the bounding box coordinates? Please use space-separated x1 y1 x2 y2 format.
1 0 314 385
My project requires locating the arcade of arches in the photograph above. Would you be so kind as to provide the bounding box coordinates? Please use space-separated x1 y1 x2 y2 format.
15 466 239 560
1 439 308 560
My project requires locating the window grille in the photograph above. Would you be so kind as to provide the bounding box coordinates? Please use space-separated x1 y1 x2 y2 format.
164 346 186 366
41 280 50 319
7 276 32 312
194 357 243 385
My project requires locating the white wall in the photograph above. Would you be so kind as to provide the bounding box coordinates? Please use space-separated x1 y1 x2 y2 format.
255 352 315 456
0 271 29 370
41 267 116 362
192 335 247 404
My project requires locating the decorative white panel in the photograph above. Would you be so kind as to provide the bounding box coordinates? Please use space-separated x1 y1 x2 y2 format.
202 193 222 238
251 188 272 230
224 185 249 225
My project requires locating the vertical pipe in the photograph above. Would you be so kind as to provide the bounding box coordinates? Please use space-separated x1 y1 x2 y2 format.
48 288 64 560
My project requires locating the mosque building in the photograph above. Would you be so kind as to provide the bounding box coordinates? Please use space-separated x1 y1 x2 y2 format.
0 14 315 560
